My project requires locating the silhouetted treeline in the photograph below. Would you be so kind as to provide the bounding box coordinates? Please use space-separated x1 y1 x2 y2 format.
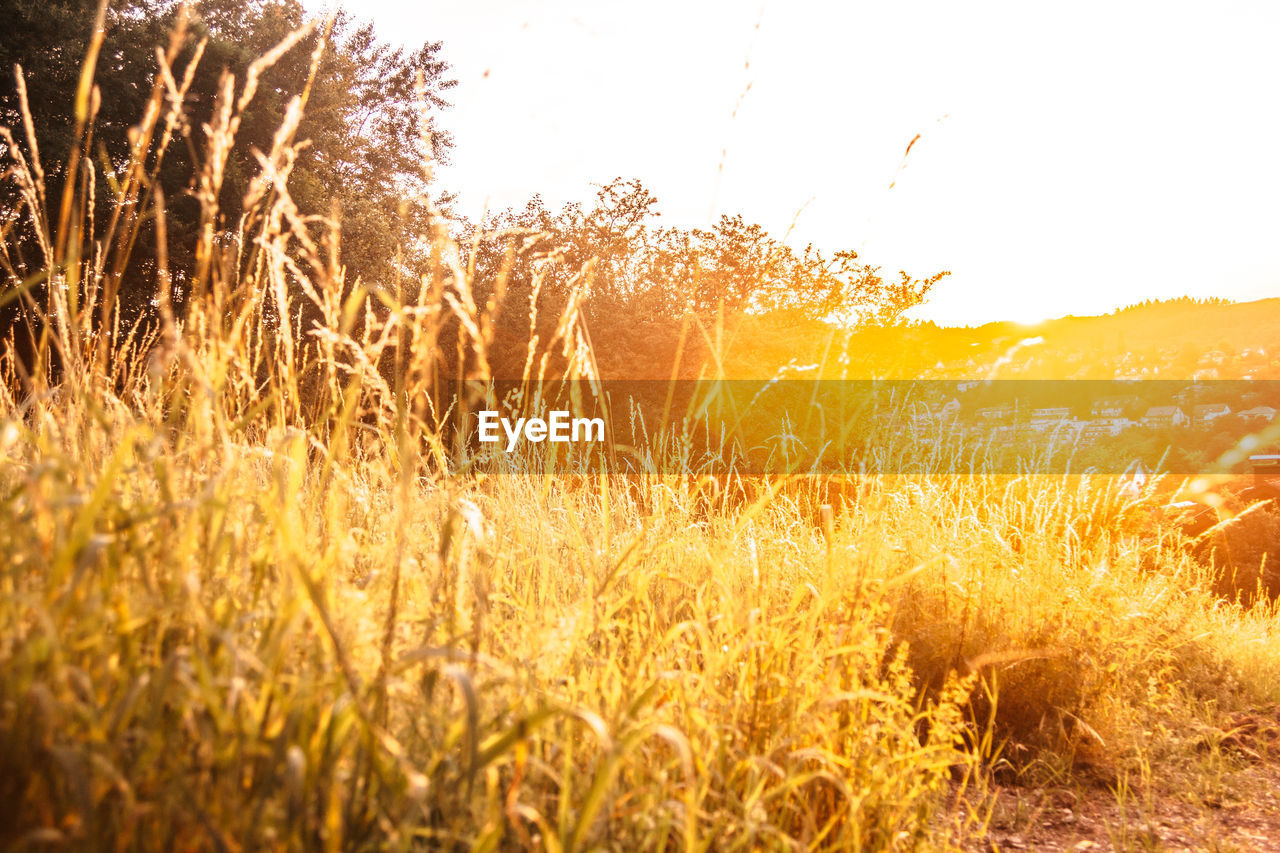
0 0 944 400
1 0 453 380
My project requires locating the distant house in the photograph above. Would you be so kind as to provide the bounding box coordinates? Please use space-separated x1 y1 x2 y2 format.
1091 396 1137 418
1084 417 1135 440
1083 423 1117 443
1142 406 1189 428
1252 454 1280 475
1193 403 1232 424
1239 406 1278 423
1027 407 1076 435
1031 406 1072 423
976 405 1013 422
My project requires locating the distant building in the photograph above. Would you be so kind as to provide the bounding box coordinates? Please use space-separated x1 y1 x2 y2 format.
1084 418 1135 440
1091 396 1138 418
1142 406 1189 428
1029 407 1072 426
1082 424 1112 443
1193 403 1232 424
1025 407 1075 435
976 405 1013 422
1239 406 1277 424
1249 455 1280 498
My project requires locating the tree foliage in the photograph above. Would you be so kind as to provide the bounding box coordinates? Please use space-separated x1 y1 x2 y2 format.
0 0 455 327
2 2 944 387
456 178 948 379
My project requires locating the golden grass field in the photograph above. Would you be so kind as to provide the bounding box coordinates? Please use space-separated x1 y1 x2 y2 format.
4 10 1280 851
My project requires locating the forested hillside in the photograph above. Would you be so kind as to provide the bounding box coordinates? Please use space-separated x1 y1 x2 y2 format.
721 296 1280 379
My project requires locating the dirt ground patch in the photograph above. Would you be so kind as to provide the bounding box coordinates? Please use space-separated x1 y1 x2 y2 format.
963 762 1280 852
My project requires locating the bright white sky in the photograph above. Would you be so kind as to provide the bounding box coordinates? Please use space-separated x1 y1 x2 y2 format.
320 0 1280 326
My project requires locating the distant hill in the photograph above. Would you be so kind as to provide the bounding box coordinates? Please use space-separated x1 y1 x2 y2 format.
721 296 1280 380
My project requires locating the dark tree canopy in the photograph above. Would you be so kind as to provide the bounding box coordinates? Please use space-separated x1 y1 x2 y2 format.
1 2 943 389
0 0 456 322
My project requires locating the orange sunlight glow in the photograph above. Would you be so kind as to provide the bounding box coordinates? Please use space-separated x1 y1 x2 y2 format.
321 0 1280 327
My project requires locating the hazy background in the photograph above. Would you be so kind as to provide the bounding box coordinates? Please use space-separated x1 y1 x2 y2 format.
325 0 1280 326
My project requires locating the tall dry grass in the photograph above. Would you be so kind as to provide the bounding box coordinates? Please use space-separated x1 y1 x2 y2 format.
3 6 1280 851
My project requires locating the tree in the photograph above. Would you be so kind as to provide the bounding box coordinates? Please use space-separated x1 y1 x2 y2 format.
0 0 455 342
452 178 948 381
